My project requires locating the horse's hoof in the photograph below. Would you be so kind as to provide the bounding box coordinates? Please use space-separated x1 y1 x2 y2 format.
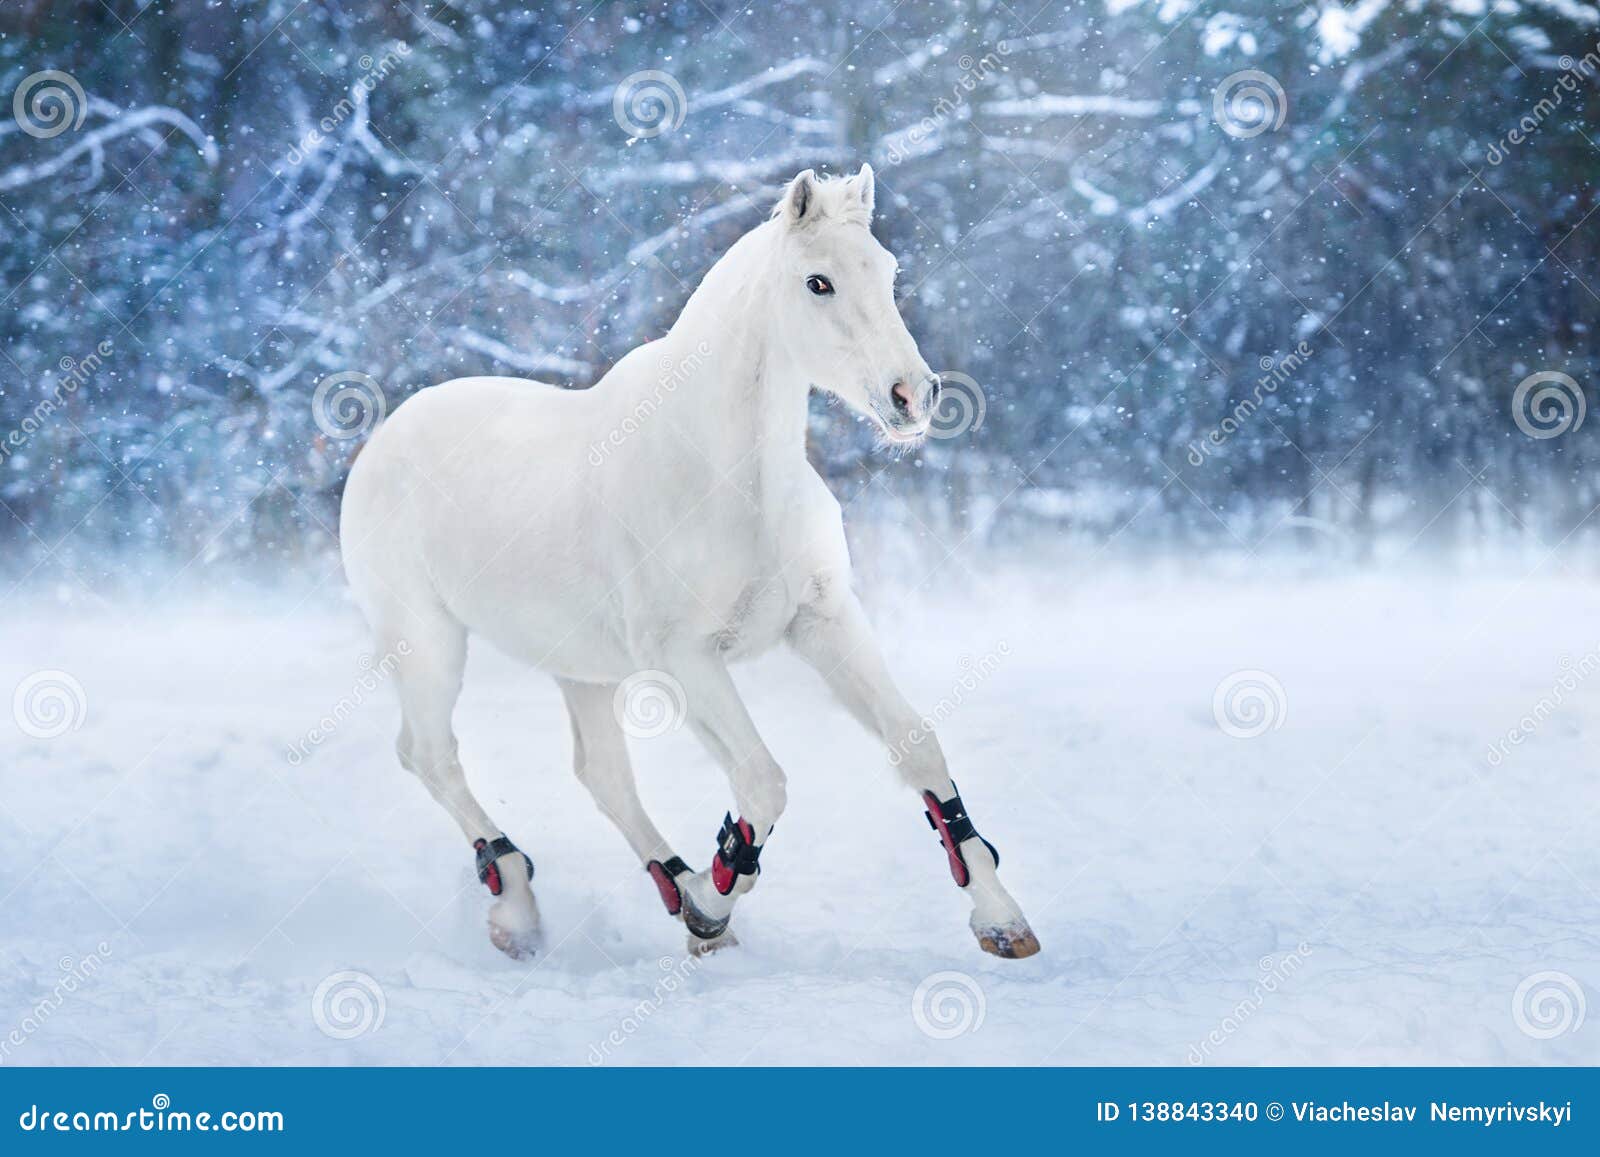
488 922 541 959
680 888 730 941
488 897 541 960
687 928 739 957
975 921 1040 959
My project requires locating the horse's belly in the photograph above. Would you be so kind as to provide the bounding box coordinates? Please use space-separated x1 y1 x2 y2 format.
443 560 637 682
476 614 632 682
457 569 794 678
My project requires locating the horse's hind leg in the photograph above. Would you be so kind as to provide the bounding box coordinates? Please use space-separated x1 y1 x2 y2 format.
389 611 541 958
556 679 702 939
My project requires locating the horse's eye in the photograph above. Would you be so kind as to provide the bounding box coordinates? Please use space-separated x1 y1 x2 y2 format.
805 275 834 296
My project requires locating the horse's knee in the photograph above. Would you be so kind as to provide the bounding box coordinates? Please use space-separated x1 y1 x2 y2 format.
396 727 460 786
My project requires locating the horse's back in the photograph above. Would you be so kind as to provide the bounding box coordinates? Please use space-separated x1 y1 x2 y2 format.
340 375 602 638
386 374 579 440
355 374 595 475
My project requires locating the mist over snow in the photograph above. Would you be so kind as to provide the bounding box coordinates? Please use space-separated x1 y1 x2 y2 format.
3 567 1598 1065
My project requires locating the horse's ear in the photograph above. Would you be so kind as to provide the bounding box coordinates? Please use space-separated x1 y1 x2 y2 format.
854 163 875 218
782 169 819 226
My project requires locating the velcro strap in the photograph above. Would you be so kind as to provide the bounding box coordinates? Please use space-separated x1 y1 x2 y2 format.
927 793 980 845
711 813 762 895
923 783 999 888
474 835 534 896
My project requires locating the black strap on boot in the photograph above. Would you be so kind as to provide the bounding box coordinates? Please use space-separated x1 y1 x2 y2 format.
474 835 534 897
710 813 763 896
923 782 999 888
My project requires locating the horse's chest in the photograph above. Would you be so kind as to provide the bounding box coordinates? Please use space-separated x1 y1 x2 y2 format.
712 575 798 656
658 528 803 655
639 477 822 656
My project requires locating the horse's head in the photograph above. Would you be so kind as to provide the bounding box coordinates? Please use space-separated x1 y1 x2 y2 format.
769 165 938 445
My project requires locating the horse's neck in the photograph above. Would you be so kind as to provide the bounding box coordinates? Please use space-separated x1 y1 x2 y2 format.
662 222 810 489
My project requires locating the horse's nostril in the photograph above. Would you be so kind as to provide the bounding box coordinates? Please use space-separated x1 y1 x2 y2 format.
890 382 912 414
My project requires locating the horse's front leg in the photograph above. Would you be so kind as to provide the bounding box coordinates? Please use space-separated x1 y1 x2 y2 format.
656 645 787 954
787 595 1039 958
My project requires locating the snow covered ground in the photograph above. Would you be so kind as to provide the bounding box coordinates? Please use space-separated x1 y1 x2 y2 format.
3 563 1597 1066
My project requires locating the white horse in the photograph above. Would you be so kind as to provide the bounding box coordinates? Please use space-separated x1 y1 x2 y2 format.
340 165 1039 960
